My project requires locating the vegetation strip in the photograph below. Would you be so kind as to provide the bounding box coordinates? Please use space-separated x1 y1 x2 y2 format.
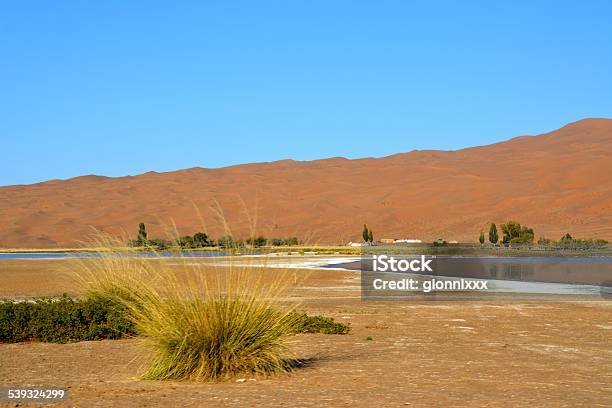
0 296 350 344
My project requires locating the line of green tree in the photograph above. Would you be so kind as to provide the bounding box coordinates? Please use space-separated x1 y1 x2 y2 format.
537 233 608 248
483 222 607 247
481 221 533 244
128 223 300 250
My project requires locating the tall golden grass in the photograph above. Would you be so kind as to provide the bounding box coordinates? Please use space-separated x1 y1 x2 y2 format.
74 233 304 381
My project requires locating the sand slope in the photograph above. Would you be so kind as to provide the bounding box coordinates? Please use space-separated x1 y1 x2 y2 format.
1 118 610 247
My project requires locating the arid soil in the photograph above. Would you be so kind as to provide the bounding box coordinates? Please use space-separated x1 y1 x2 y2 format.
1 259 611 407
1 118 611 248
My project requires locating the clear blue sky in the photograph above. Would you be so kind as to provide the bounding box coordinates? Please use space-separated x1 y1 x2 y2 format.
1 1 611 186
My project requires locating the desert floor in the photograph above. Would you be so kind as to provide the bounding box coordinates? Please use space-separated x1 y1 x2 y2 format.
1 258 611 407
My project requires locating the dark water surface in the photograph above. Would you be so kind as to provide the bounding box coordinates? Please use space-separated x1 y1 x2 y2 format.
334 256 612 286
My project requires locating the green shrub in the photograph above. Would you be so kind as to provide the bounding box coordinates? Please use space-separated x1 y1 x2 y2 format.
0 296 135 343
246 236 267 247
270 237 300 246
292 312 351 335
0 297 347 345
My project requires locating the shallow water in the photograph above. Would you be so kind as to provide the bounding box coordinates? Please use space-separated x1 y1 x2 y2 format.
338 256 612 286
334 255 612 297
2 252 610 296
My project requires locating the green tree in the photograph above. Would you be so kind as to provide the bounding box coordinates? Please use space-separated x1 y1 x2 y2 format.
176 235 195 249
518 226 534 244
362 224 369 243
488 223 498 244
246 236 267 247
193 232 210 247
137 222 147 245
479 231 485 244
368 228 374 243
285 237 299 246
537 237 552 245
501 221 534 244
501 221 520 243
148 238 170 250
216 235 234 248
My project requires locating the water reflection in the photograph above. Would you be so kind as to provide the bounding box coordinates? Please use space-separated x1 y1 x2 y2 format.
488 263 535 281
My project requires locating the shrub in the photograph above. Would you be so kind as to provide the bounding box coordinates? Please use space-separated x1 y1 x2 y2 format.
148 238 172 250
71 234 349 381
130 296 304 381
217 235 238 248
292 312 351 335
0 296 135 343
246 236 267 247
0 298 348 345
176 235 196 249
270 237 300 246
284 237 299 246
73 238 307 381
557 235 609 249
433 239 448 246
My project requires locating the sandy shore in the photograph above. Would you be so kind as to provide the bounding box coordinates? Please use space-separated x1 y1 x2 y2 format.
1 259 611 407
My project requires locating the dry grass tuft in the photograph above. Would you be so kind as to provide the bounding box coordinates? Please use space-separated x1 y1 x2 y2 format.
73 232 304 381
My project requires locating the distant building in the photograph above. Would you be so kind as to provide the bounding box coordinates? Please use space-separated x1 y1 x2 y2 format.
379 238 422 244
347 241 378 247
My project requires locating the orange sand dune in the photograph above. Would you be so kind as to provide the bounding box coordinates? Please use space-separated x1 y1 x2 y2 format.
1 118 611 247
